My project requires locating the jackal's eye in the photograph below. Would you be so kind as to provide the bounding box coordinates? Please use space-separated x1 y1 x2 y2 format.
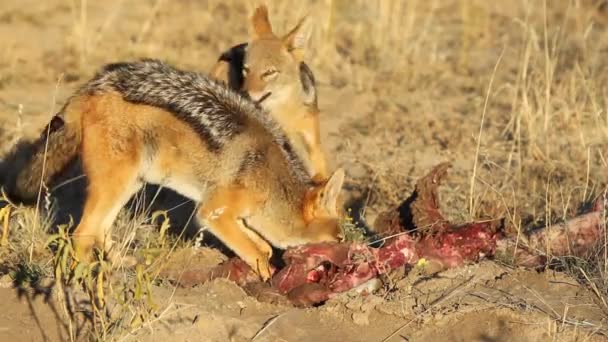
261 68 279 80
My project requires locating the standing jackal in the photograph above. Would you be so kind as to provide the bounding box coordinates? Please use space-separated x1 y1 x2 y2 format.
211 5 328 180
15 59 344 280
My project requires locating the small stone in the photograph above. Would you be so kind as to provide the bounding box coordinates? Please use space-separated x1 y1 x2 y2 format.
352 311 370 326
360 294 384 312
345 297 363 311
0 274 12 288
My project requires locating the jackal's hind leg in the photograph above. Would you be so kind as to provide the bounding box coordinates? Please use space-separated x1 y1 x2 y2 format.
72 125 143 264
72 170 142 264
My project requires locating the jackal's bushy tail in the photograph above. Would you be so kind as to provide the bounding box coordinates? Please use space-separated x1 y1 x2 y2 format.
4 102 82 203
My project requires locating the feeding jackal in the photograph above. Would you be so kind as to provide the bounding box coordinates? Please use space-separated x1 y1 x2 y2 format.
211 5 328 180
12 59 344 280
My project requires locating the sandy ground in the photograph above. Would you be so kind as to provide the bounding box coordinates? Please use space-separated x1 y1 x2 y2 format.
0 0 607 341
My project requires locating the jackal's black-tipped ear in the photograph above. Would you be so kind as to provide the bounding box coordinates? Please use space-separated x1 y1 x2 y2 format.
210 60 230 84
282 15 312 58
299 62 317 107
251 5 275 39
319 168 345 215
210 43 248 90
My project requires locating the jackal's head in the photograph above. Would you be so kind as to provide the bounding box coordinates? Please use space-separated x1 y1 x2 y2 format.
301 168 345 243
243 5 313 109
210 5 315 112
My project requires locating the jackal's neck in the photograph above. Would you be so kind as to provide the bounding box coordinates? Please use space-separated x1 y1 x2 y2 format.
267 97 318 130
273 174 313 221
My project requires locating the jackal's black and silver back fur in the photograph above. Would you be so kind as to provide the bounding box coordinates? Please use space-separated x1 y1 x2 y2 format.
81 58 311 183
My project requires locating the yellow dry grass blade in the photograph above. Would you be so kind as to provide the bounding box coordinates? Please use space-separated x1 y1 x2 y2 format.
0 206 11 247
151 210 171 248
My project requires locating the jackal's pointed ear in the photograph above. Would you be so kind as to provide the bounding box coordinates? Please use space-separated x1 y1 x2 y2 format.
211 43 248 89
250 5 275 39
299 62 317 107
282 15 312 58
210 60 230 83
319 168 344 214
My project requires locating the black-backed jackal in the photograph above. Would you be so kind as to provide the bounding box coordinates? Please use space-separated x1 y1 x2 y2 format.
211 5 328 180
10 59 344 280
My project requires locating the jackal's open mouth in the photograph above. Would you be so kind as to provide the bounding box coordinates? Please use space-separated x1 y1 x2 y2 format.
256 92 272 105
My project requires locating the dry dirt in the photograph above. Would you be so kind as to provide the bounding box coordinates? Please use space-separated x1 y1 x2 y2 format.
0 0 607 341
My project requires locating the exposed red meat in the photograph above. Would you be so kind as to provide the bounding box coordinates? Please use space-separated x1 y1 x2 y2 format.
163 164 605 307
495 197 605 266
416 222 500 268
527 211 602 256
272 234 418 303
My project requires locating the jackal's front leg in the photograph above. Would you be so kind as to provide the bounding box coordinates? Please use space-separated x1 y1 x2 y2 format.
197 186 273 281
310 146 328 181
300 131 328 180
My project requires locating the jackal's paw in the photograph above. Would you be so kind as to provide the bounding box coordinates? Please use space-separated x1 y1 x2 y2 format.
72 236 97 264
253 258 275 282
73 249 95 264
